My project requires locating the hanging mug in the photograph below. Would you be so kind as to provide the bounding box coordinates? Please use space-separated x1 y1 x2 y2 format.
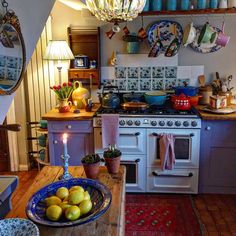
181 0 190 10
218 0 227 8
228 0 236 7
151 0 162 11
197 0 207 9
209 0 218 8
167 0 177 10
215 22 230 47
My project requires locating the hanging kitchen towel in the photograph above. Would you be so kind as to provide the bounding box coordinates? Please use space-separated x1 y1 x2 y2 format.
159 133 175 170
101 114 119 149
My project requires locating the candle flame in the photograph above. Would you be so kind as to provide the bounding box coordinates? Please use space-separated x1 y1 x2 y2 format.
63 133 68 144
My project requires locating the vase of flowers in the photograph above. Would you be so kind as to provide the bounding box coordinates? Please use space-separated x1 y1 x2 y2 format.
81 154 101 179
50 82 73 113
103 144 122 174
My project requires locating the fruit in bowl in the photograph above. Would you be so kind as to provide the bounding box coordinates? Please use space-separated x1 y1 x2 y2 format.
44 186 93 222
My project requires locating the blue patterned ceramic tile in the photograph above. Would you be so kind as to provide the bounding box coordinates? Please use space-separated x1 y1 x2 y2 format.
152 67 165 78
115 67 127 78
102 79 115 86
0 67 5 79
165 78 176 90
116 79 127 91
165 66 177 78
152 79 164 90
177 78 190 86
127 67 139 79
0 55 6 67
127 79 139 90
140 67 151 78
6 56 18 68
140 79 151 91
7 68 18 80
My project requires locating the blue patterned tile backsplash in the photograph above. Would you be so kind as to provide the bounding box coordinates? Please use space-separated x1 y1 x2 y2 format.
127 67 139 78
140 79 151 91
152 79 164 90
115 67 126 78
140 67 151 78
165 66 177 78
127 79 139 91
152 67 165 78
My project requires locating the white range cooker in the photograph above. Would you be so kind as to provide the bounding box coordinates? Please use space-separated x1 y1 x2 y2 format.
93 105 201 194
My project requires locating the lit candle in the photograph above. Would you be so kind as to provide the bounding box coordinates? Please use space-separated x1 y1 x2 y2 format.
62 133 68 157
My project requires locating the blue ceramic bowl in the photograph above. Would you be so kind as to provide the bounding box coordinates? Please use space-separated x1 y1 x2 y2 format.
26 178 112 227
0 218 39 236
174 86 198 96
144 91 167 105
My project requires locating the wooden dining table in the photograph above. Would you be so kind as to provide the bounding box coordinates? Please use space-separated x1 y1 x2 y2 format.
7 166 126 236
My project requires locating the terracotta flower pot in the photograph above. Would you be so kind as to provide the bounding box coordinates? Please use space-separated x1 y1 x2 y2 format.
105 156 121 174
82 161 100 179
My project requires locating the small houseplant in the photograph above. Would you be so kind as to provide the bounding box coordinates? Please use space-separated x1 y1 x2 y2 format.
103 144 122 174
81 154 101 179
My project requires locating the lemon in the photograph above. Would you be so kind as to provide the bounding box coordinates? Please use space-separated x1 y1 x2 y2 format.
68 190 84 205
56 187 69 200
65 205 81 221
46 205 62 221
59 202 72 212
69 186 84 193
45 196 62 206
83 191 90 201
79 200 92 215
63 196 68 202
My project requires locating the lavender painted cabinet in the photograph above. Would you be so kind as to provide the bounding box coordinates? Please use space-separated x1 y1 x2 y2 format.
47 120 94 166
199 120 236 194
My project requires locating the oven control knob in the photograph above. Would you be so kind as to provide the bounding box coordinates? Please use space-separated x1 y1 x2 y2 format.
135 120 141 126
127 120 133 126
151 121 157 126
183 121 189 127
119 120 125 126
159 121 165 127
191 121 198 127
167 121 173 127
175 121 181 127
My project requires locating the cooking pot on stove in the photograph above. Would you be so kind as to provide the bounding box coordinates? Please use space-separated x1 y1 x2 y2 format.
98 85 120 109
172 93 191 110
123 91 143 102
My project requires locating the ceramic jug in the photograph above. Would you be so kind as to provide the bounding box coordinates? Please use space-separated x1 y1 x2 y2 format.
167 0 177 10
219 0 227 8
72 81 90 109
151 0 162 11
209 0 218 8
181 0 190 10
197 0 207 9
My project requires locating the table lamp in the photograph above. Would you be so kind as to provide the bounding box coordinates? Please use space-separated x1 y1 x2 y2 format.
44 40 74 84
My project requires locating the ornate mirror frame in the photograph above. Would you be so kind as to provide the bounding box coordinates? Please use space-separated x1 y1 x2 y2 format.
0 4 26 95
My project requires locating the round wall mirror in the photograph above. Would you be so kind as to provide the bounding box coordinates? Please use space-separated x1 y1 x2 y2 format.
0 12 26 95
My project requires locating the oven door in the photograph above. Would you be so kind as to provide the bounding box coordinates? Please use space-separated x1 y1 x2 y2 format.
147 129 200 168
121 155 146 192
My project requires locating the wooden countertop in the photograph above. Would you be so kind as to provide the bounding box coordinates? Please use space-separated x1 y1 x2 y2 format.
42 104 100 121
196 105 236 121
7 166 126 236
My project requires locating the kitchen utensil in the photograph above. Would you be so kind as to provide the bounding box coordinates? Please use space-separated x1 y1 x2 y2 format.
215 22 230 47
144 91 167 105
99 85 120 109
148 20 183 54
183 22 197 47
189 95 202 106
123 92 144 103
121 102 148 111
219 0 228 8
198 22 217 45
198 86 213 104
198 75 206 87
190 27 222 53
72 81 90 109
172 93 191 110
173 85 198 96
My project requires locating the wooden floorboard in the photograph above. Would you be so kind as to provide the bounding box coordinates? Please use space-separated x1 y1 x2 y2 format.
2 170 236 235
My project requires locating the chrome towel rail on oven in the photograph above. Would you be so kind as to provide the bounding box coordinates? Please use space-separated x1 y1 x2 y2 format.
100 131 140 136
152 171 193 177
151 132 194 137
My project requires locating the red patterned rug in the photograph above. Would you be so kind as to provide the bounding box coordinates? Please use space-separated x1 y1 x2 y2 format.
125 194 203 236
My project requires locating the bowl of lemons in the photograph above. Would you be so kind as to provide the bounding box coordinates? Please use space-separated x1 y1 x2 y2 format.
26 178 112 227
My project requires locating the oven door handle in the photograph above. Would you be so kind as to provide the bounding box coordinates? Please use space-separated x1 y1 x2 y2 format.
152 171 193 178
100 132 141 136
151 133 195 138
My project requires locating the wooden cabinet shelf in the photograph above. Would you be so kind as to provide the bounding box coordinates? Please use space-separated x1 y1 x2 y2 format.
67 27 101 88
140 8 236 16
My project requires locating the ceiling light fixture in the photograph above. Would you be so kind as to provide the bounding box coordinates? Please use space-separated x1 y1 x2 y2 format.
86 0 146 32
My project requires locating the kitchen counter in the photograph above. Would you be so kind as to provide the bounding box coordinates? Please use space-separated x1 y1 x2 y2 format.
196 105 236 120
42 104 100 121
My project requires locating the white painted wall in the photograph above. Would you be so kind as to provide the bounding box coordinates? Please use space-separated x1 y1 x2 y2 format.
0 0 56 124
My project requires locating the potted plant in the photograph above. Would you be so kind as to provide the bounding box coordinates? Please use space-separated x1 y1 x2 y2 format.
103 144 122 174
81 154 101 179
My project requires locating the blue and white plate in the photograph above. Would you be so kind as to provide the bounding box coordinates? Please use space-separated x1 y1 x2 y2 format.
26 178 112 227
147 20 183 53
0 218 39 236
190 27 222 53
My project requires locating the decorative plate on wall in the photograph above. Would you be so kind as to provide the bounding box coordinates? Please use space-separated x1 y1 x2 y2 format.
147 20 183 54
190 27 222 53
